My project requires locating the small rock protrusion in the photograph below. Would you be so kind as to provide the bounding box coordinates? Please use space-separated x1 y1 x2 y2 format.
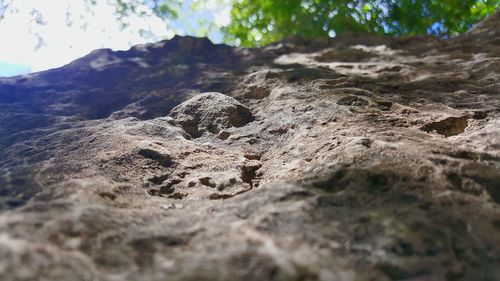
244 153 261 160
168 92 255 138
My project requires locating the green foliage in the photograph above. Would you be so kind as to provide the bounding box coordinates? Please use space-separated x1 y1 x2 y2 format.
1 0 498 47
224 0 500 46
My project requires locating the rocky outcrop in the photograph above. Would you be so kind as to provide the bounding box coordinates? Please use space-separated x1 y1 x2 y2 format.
0 11 499 281
168 92 255 138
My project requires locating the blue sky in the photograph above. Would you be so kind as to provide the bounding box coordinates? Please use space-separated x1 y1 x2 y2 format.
0 0 231 77
0 62 31 77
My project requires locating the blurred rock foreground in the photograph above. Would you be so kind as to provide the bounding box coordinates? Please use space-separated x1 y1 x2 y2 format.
0 11 499 281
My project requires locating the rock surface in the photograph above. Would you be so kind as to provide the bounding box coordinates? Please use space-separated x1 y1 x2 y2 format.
168 92 255 138
0 11 499 281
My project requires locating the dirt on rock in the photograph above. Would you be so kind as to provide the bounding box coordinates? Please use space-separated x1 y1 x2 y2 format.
0 11 499 281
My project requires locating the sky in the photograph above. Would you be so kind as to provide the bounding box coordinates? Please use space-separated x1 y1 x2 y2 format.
0 0 231 77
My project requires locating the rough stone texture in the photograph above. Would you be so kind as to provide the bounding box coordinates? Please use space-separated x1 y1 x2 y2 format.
168 92 255 138
0 11 499 281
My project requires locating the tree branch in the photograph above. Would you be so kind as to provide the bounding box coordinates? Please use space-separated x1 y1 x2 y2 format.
0 1 9 23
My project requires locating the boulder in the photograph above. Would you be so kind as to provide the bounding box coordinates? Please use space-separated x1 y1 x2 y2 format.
168 92 254 138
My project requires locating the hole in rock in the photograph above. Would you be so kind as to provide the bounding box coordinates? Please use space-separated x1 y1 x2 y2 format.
337 96 369 106
241 164 261 188
138 149 173 167
421 117 468 137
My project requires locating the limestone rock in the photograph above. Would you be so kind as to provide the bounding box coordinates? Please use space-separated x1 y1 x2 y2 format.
0 13 500 281
168 92 255 138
